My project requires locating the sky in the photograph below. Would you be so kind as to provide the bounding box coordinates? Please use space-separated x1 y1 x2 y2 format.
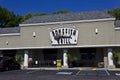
0 0 120 15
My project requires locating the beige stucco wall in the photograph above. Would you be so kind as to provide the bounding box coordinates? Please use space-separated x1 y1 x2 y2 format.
115 29 120 44
0 35 21 49
20 20 116 48
0 20 119 49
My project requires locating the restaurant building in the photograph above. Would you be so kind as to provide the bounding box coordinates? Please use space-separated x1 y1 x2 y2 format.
0 11 120 69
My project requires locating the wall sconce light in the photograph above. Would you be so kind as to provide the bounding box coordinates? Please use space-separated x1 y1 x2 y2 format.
33 32 36 37
95 28 98 34
6 41 9 45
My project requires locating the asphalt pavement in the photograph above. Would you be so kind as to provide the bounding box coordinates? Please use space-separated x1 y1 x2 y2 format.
0 70 120 80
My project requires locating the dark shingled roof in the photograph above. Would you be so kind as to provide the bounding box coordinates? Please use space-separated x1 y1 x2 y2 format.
22 11 114 24
115 20 120 27
0 27 20 34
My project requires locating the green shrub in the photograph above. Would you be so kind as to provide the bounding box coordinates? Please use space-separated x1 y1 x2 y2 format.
15 55 23 63
113 52 120 64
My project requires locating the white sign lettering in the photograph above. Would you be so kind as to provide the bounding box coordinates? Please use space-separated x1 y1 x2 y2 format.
50 28 78 45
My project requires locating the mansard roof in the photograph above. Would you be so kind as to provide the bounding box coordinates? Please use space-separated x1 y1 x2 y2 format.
0 27 20 34
22 11 114 24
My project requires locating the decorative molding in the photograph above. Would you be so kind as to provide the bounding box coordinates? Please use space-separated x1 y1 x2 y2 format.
0 33 20 37
115 27 120 30
1 44 120 50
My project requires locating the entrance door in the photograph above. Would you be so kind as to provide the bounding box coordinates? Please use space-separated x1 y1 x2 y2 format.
80 48 96 67
42 49 58 67
44 53 57 61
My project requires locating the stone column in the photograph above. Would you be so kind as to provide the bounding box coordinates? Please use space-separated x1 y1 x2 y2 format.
104 48 108 68
24 50 29 68
107 48 115 68
63 49 68 68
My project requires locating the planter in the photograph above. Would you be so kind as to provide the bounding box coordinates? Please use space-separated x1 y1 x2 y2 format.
97 62 104 68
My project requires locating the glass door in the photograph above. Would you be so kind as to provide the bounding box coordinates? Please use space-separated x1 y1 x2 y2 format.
80 48 96 67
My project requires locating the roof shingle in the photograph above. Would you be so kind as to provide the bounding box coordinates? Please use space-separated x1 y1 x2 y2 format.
22 11 114 24
0 27 20 34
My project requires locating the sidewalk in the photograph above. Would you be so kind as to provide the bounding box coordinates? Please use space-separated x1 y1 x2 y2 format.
26 67 79 70
108 68 120 71
26 67 120 71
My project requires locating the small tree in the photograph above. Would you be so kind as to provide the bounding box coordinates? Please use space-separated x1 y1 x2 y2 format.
113 51 120 65
53 10 70 14
67 54 77 67
108 8 120 20
15 55 23 64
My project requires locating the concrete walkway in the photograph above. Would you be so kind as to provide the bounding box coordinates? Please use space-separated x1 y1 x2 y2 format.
109 68 120 71
26 67 120 71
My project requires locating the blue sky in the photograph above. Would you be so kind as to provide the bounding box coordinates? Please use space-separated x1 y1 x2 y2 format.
0 0 120 15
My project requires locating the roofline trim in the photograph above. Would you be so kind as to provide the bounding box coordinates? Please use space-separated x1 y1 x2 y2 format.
115 27 120 30
0 33 20 37
20 18 115 27
0 44 120 50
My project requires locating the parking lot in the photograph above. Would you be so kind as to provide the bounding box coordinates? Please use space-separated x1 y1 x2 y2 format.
0 69 120 80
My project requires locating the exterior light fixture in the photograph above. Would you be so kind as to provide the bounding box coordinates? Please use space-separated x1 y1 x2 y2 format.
95 28 98 34
33 32 36 37
6 41 9 45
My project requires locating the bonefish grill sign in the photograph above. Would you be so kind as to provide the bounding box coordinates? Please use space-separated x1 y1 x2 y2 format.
50 28 78 45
